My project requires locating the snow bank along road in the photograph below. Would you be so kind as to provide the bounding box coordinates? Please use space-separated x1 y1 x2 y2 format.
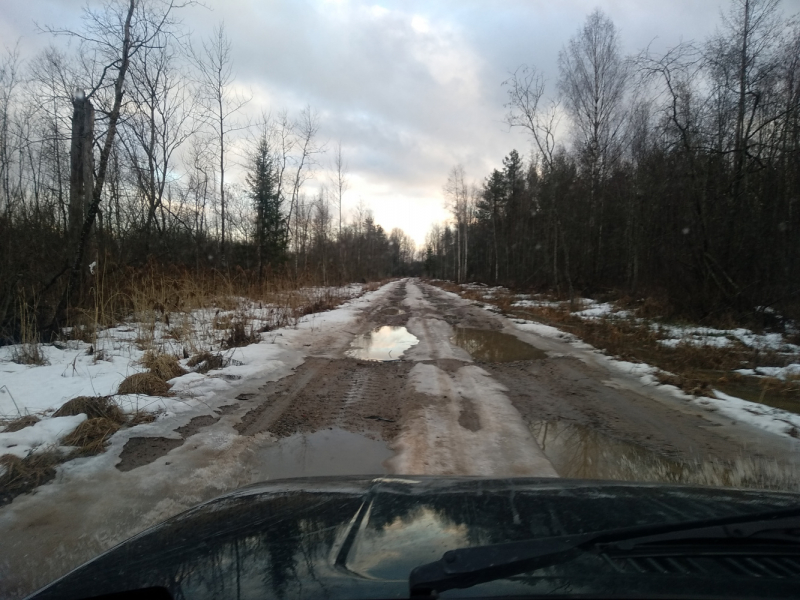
2 279 799 598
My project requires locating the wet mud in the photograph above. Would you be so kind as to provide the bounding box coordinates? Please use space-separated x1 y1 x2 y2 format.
236 357 412 441
452 327 547 362
249 428 393 480
116 414 221 472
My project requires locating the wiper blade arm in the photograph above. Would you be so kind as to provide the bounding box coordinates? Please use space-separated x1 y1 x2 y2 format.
409 507 800 597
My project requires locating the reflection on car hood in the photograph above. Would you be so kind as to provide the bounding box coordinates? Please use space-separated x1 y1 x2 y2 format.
29 476 800 600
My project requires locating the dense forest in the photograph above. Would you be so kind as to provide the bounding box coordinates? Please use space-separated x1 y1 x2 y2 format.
0 0 420 341
426 0 800 323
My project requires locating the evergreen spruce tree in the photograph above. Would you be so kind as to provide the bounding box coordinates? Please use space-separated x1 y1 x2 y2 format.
247 135 287 275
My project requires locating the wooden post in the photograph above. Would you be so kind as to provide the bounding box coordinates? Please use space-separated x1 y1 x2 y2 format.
68 90 94 251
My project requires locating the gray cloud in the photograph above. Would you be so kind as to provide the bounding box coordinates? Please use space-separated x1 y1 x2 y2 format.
4 0 799 243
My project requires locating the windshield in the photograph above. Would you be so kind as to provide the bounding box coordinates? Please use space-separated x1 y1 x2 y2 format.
0 1 799 599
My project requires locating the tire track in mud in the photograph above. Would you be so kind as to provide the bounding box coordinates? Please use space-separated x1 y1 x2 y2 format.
235 357 410 441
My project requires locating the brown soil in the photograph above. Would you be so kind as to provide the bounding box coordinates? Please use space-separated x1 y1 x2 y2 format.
116 414 221 472
236 357 411 441
116 437 184 472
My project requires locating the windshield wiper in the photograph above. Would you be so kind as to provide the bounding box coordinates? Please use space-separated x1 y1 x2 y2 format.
409 507 800 597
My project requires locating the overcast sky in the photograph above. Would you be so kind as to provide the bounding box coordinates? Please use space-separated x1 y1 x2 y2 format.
2 0 799 245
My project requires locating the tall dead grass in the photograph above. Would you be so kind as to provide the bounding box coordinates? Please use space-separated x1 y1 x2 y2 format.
11 292 46 365
64 263 365 356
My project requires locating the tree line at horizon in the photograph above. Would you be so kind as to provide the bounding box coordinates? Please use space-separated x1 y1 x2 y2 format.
427 0 800 324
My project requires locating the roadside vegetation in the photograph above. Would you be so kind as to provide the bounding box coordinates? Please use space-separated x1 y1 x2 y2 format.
425 0 800 335
0 0 418 503
0 0 423 354
432 280 800 418
0 271 382 505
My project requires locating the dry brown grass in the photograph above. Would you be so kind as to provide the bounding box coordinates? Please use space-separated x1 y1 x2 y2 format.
222 321 259 349
212 313 233 330
117 373 172 396
2 415 40 433
53 396 126 423
128 411 158 426
0 451 60 506
61 417 121 455
12 293 46 365
64 307 98 344
187 351 225 373
141 351 187 381
296 287 351 317
434 280 799 403
54 262 377 361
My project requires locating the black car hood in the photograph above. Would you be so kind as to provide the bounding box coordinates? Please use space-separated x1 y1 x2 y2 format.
28 476 800 600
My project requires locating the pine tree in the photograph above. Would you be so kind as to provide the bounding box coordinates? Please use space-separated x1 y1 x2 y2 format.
247 135 287 276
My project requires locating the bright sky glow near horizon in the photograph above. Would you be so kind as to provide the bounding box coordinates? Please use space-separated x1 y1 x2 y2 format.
2 0 799 246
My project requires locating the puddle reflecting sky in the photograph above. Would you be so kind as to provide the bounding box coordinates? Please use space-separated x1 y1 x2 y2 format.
531 420 800 489
532 421 682 481
251 428 393 480
348 505 470 579
346 326 419 361
452 327 547 362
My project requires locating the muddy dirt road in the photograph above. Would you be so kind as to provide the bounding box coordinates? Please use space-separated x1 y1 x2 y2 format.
240 278 797 476
2 278 799 598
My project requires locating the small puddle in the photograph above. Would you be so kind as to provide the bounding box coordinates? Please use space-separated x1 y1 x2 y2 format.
251 428 393 480
452 327 547 362
346 326 419 361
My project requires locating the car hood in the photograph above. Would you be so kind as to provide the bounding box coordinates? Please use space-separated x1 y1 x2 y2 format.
29 476 800 599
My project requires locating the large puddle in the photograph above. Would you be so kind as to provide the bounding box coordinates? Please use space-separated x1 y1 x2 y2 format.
346 326 419 361
531 420 800 489
532 421 681 481
250 428 393 480
452 327 547 362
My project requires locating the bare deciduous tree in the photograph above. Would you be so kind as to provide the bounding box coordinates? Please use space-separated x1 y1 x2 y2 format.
193 22 250 264
558 9 629 275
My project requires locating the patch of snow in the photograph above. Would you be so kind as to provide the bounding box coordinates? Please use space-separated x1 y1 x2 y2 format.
0 343 146 418
0 414 86 459
707 390 800 438
658 336 733 349
511 299 562 309
750 364 800 380
573 302 615 318
513 320 574 341
655 324 799 353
